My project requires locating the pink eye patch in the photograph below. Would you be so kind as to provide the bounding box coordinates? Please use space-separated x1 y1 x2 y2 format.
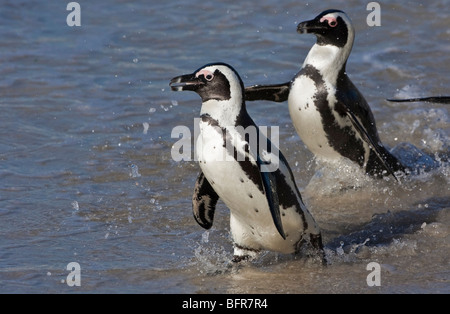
320 16 338 27
196 69 214 80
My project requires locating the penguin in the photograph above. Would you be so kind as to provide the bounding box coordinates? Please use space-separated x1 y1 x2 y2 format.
169 62 323 262
245 9 405 179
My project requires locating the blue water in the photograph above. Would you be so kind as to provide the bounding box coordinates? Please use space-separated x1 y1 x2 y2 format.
0 0 448 293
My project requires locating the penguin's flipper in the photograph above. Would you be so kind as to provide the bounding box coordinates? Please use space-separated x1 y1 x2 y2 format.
387 96 450 104
343 108 399 181
192 171 219 229
244 82 290 102
257 155 286 240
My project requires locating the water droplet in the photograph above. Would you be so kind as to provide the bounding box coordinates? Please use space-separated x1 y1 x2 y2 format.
71 201 79 211
336 241 345 256
202 231 209 243
130 164 141 178
142 122 149 134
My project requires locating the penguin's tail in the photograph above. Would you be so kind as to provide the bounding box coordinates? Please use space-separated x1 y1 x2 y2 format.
366 146 406 179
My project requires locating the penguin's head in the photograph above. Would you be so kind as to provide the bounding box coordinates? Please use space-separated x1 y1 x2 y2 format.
170 63 244 102
170 63 246 125
297 9 354 49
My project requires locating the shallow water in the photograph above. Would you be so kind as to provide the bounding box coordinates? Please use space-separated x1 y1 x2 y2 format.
0 0 448 294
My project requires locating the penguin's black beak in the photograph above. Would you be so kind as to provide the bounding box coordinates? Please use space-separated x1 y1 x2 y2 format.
297 18 326 34
170 73 205 92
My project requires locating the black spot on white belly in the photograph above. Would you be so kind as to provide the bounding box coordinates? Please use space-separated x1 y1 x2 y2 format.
254 208 259 213
248 193 253 198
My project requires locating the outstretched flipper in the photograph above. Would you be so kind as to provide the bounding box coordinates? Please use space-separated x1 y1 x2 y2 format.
244 82 291 102
342 106 399 181
192 172 219 229
387 96 450 104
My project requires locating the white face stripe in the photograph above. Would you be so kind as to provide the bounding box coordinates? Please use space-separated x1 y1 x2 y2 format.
202 65 241 85
302 12 355 83
320 11 351 27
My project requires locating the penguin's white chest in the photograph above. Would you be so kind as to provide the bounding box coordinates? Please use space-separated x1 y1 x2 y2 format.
195 121 303 253
195 120 264 211
288 75 342 161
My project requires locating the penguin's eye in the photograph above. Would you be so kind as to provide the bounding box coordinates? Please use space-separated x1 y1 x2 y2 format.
205 74 214 81
329 20 337 27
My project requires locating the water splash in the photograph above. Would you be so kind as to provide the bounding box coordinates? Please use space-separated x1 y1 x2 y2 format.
201 230 209 243
391 142 440 174
305 158 374 197
190 231 233 275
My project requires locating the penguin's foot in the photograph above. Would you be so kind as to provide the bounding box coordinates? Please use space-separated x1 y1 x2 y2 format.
310 233 324 251
295 234 328 265
232 244 260 263
232 255 252 263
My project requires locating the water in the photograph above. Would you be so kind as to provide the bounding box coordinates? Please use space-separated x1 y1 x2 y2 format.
0 0 448 293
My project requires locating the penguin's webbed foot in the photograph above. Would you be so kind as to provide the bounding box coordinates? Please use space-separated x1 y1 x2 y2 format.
309 234 328 265
232 255 252 263
295 233 328 265
232 244 260 263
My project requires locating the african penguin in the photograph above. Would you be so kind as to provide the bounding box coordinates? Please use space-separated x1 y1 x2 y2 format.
245 9 406 179
170 62 323 262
